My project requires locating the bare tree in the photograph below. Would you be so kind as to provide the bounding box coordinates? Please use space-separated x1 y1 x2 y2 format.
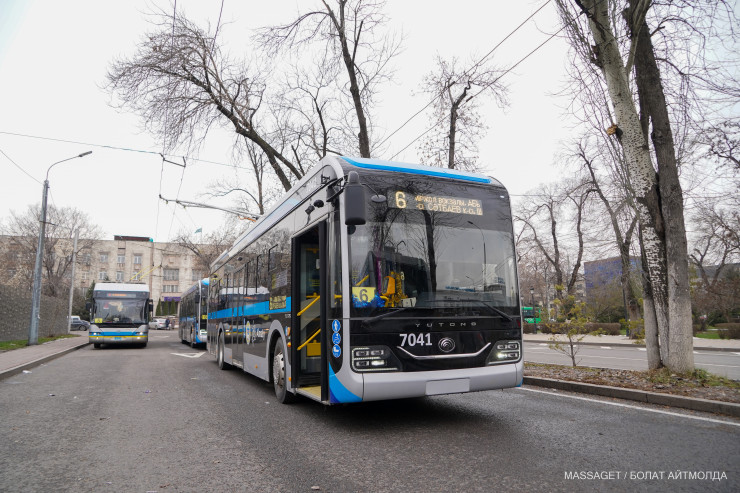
515 179 594 304
1 204 102 297
689 200 740 323
279 63 346 163
106 8 305 193
417 55 508 171
256 0 402 158
701 120 740 171
172 217 247 275
575 139 641 322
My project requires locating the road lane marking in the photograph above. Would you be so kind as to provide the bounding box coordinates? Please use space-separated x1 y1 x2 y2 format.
170 352 205 358
698 363 740 369
600 346 612 349
517 387 740 427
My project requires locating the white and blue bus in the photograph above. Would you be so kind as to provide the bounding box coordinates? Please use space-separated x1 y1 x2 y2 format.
89 282 152 349
207 156 523 404
179 278 209 348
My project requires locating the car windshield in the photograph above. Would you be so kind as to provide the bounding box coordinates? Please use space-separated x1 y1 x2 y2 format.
348 175 519 319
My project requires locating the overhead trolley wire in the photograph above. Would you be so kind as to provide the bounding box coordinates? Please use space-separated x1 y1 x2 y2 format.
0 147 42 184
0 131 248 171
376 0 553 152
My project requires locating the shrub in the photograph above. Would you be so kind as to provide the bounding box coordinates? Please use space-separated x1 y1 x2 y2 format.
538 322 563 334
584 323 621 335
717 324 740 339
522 323 538 334
715 323 740 330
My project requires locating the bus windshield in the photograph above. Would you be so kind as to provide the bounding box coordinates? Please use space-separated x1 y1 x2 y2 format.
94 298 148 324
349 176 519 319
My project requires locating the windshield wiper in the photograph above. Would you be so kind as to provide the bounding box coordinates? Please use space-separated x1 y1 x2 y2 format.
363 306 412 323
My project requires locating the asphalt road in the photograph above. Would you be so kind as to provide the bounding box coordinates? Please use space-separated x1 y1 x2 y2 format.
524 342 740 380
1 330 738 492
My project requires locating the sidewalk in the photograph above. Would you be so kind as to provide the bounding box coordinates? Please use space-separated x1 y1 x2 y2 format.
0 333 89 380
524 332 740 351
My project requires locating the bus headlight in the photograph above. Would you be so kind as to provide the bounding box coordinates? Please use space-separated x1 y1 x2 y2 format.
486 340 521 365
351 346 400 372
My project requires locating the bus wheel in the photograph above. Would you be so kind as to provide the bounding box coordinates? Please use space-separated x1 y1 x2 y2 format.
93 343 101 349
272 343 295 404
190 330 196 349
217 332 229 370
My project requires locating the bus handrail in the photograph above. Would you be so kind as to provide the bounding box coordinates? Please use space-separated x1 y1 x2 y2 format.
297 328 321 351
297 296 320 317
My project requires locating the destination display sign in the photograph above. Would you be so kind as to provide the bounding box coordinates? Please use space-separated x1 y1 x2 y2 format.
390 191 483 215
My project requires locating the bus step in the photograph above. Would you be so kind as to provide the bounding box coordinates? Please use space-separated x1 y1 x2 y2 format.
296 385 322 402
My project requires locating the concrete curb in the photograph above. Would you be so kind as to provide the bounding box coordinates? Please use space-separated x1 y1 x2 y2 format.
0 340 90 381
524 339 738 352
524 376 740 418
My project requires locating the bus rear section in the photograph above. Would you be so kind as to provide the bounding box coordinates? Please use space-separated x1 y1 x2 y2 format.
89 282 152 349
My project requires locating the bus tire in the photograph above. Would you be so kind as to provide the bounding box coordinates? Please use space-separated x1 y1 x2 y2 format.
190 330 196 349
217 331 230 370
272 343 296 404
93 343 101 349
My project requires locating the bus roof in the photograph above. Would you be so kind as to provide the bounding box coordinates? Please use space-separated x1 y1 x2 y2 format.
93 282 149 294
339 156 503 186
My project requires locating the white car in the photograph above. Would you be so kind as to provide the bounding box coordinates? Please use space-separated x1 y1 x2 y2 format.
149 318 167 329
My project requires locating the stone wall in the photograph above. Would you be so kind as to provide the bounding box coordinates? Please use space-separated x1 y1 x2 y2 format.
0 284 69 342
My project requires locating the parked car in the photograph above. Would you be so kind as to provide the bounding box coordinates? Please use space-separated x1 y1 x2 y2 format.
149 318 167 330
69 316 90 331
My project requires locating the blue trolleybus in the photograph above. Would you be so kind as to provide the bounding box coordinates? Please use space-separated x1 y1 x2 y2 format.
207 156 523 404
89 282 152 349
179 278 209 348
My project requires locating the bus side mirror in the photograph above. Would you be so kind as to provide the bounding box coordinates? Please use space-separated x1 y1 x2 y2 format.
148 300 154 314
85 301 91 311
344 171 366 226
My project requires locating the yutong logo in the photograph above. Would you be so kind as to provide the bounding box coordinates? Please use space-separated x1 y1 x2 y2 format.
413 321 477 328
438 337 455 353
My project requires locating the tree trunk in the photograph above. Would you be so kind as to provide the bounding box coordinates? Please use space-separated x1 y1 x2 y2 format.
639 229 662 368
328 2 372 158
581 0 670 369
447 82 469 169
631 3 694 372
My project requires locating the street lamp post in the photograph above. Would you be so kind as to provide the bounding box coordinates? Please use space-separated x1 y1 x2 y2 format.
28 151 92 345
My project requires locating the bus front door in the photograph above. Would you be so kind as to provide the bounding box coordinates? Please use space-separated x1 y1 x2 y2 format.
291 223 328 401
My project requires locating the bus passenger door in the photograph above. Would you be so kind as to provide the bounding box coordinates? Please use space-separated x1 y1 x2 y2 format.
291 223 328 401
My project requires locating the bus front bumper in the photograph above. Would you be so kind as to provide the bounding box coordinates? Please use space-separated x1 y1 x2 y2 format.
89 333 148 345
359 360 523 402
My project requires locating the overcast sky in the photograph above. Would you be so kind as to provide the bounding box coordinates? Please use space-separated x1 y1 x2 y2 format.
0 0 573 242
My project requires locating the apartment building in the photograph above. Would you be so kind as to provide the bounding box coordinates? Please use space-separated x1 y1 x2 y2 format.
1 234 208 312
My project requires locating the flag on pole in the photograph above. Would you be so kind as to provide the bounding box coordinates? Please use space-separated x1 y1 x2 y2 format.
194 227 202 234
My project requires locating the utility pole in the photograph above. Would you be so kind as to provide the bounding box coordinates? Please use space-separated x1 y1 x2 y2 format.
66 229 79 333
